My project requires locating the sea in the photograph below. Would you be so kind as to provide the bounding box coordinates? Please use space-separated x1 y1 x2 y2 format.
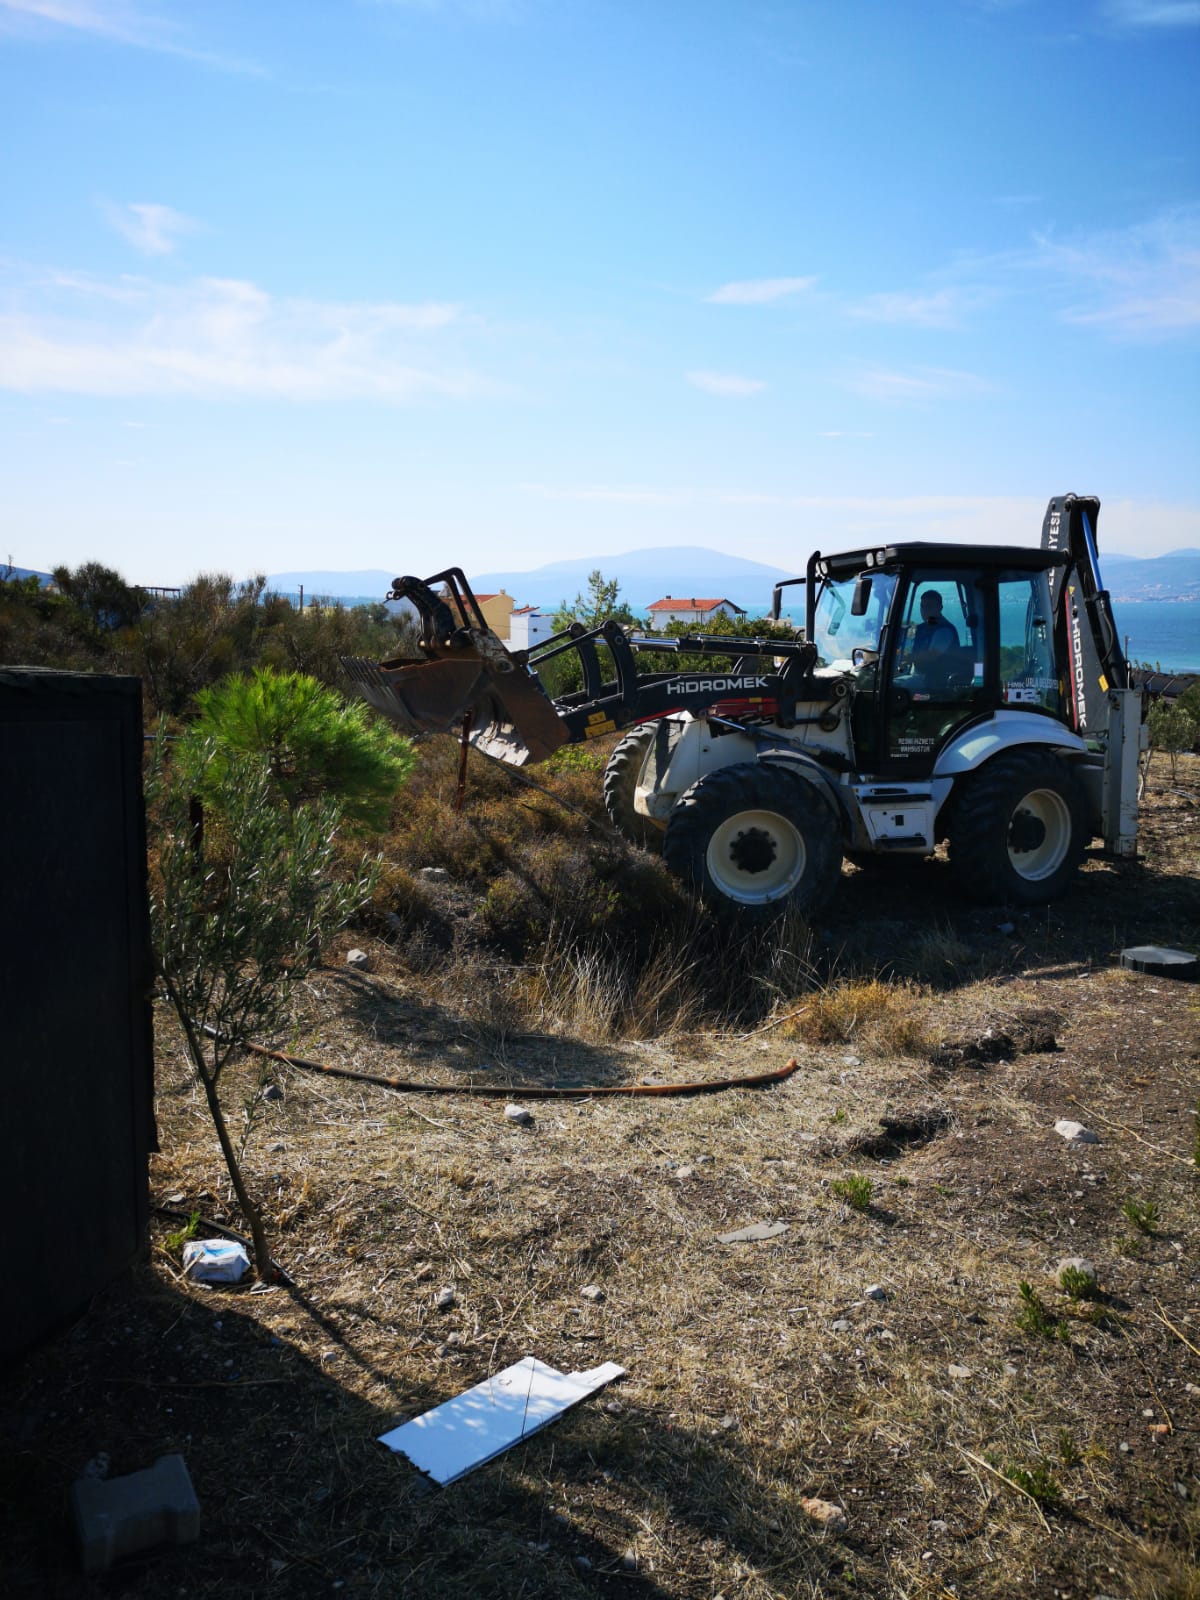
775 599 1200 675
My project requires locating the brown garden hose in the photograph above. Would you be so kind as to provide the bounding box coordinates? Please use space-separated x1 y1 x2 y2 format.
240 1038 797 1099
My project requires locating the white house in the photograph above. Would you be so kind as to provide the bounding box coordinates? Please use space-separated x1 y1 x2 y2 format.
508 605 556 650
645 596 746 632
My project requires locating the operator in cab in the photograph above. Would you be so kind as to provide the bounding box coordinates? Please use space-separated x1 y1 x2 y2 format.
910 590 959 670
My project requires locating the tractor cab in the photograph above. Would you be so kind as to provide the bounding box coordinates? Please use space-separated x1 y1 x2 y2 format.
805 543 1069 777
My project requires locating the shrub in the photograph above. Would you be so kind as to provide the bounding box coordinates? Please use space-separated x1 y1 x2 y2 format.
1145 699 1198 784
183 666 415 830
147 737 378 1277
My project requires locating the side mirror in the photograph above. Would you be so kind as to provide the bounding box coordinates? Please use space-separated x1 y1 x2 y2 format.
851 576 872 616
852 648 879 669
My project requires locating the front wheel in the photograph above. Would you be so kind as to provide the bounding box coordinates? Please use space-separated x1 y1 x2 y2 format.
662 762 842 921
946 750 1087 905
602 724 665 851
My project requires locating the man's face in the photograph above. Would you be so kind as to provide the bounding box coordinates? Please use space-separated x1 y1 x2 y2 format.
920 593 942 622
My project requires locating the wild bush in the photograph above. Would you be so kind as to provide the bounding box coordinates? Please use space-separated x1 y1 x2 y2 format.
147 736 378 1277
182 666 415 830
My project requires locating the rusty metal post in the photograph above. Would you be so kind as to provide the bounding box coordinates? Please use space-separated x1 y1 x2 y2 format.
455 711 473 812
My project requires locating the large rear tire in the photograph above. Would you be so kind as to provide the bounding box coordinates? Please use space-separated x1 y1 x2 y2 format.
663 762 842 921
603 724 665 851
947 750 1087 905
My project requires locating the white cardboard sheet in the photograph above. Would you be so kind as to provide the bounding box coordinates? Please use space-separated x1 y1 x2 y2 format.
377 1357 625 1484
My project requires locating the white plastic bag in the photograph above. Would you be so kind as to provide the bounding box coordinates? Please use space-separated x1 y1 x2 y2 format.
182 1239 251 1283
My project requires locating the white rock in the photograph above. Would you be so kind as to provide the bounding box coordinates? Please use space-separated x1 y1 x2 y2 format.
504 1104 534 1125
346 948 370 970
434 1286 456 1310
864 1284 888 1302
419 867 450 881
580 1285 605 1302
831 1318 851 1333
1054 1119 1099 1144
800 1496 848 1532
948 1363 972 1380
1057 1256 1097 1284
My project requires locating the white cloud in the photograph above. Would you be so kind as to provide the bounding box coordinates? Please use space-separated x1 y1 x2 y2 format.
1102 1 1200 27
101 201 199 256
0 268 488 401
1033 208 1200 337
706 276 817 305
847 288 972 329
845 366 990 402
521 483 689 505
686 369 766 397
0 0 266 74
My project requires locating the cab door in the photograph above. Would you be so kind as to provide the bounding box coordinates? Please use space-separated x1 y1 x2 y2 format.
881 570 993 775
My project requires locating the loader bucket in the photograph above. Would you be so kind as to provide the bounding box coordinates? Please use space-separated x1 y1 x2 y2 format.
341 651 568 765
340 568 569 765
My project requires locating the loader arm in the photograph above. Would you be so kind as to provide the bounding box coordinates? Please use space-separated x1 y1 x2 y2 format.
342 567 827 765
1040 494 1143 856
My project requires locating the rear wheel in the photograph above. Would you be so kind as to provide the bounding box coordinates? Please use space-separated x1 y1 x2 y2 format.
602 724 665 850
663 762 842 921
947 750 1087 905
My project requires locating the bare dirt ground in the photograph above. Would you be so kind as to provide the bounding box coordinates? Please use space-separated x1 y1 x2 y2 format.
3 758 1198 1600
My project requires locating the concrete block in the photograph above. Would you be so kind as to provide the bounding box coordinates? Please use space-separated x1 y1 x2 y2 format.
71 1452 200 1573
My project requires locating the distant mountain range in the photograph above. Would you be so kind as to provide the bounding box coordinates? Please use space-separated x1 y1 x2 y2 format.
268 544 1200 613
9 548 1197 611
1096 548 1200 601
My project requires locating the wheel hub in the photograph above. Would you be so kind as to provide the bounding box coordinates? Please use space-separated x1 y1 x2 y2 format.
728 825 778 875
1005 788 1072 881
705 807 807 905
1008 809 1047 854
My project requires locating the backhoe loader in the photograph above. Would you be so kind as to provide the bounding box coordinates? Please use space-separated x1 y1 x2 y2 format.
343 494 1144 918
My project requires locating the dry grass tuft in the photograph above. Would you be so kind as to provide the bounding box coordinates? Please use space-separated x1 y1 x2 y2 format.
782 977 930 1056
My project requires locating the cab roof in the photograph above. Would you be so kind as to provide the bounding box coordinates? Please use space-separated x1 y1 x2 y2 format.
814 542 1068 580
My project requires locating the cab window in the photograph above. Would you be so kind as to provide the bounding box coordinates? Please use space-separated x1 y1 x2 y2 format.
997 570 1062 715
811 572 897 671
894 573 985 697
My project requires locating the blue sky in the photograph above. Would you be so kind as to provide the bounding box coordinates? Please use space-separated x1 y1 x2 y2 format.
1 0 1198 588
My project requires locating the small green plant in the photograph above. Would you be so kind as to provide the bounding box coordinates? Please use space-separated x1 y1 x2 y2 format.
832 1174 873 1212
1122 1197 1160 1235
164 1211 200 1254
1059 1264 1099 1301
1003 1458 1063 1508
830 1107 847 1124
893 1175 910 1188
1015 1281 1069 1341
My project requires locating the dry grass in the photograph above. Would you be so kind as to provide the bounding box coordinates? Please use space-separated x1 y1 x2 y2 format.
781 976 931 1058
3 749 1198 1599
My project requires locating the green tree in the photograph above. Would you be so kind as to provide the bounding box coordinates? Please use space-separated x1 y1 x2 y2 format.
51 561 147 633
148 737 379 1279
183 666 415 830
552 569 642 633
1145 699 1198 785
537 570 644 697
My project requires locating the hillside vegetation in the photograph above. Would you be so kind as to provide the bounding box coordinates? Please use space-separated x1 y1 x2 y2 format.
1 561 1198 1599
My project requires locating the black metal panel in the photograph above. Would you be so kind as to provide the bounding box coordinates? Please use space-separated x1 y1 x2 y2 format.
0 670 155 1362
